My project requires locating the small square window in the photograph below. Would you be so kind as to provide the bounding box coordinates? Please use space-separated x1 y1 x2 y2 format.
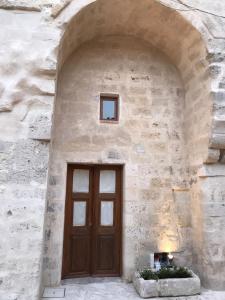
100 95 119 121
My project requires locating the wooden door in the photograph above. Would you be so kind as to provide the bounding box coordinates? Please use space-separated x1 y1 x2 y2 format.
62 164 122 279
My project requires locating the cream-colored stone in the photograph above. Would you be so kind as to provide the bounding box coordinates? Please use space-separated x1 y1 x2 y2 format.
44 36 187 285
133 271 201 298
204 148 220 164
0 1 225 299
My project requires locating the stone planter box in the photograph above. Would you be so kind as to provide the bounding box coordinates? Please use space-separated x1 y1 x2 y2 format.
133 271 201 298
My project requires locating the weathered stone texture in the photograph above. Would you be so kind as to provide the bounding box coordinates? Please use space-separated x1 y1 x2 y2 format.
29 113 52 141
200 175 225 290
133 271 201 298
56 0 214 169
42 280 225 300
204 148 220 164
0 0 225 299
44 36 188 285
0 5 58 300
0 139 49 299
0 0 72 14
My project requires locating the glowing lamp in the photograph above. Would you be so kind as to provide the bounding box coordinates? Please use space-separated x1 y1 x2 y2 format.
168 253 174 260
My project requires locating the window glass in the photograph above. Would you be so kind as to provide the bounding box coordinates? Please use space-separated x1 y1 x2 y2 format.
100 96 118 121
73 169 89 193
73 201 86 226
101 201 114 226
99 170 116 193
103 100 115 120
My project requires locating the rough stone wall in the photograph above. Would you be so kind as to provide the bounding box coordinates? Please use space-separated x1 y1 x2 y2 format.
200 172 225 290
43 36 190 285
54 0 225 290
0 7 59 300
179 34 211 168
191 164 225 290
0 0 225 299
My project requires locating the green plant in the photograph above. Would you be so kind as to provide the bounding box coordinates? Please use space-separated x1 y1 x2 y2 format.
173 267 192 278
139 269 158 280
139 267 192 280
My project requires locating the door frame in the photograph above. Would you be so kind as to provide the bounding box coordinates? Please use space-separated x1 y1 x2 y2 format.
61 163 123 279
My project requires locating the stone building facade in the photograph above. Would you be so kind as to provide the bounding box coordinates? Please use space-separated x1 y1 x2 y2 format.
0 0 225 299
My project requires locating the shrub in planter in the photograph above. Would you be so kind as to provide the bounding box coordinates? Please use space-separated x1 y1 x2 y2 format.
140 266 192 280
139 269 158 280
133 267 200 298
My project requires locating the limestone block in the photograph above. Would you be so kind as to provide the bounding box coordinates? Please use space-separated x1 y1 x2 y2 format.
158 274 201 297
36 57 57 76
0 0 41 11
173 191 191 228
29 113 52 141
207 52 225 64
213 105 225 118
204 148 220 164
0 102 12 112
203 202 225 218
107 150 121 160
211 92 225 118
0 0 74 14
212 117 225 134
209 133 225 149
132 273 158 298
7 139 49 184
43 287 65 298
50 0 71 18
219 79 225 90
219 150 225 164
198 164 225 177
179 0 225 19
17 77 55 96
0 82 4 97
133 271 201 298
212 91 225 105
202 14 225 39
208 64 221 79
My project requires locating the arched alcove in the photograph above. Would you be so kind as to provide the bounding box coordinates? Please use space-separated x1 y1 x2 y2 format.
56 0 212 170
42 0 213 288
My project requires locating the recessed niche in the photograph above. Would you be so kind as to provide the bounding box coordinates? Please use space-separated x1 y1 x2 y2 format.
149 252 173 270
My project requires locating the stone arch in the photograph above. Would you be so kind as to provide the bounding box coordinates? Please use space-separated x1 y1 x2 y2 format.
55 0 214 167
42 0 220 289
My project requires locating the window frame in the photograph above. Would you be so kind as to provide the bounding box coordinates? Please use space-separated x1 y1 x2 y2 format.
100 95 119 122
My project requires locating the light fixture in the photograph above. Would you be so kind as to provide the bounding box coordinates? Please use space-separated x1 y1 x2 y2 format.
168 253 174 260
168 253 174 267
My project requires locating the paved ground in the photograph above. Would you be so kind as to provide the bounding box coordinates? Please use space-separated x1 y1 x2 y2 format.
42 278 225 300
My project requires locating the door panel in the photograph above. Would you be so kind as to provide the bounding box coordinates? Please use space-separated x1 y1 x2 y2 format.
96 235 114 270
62 164 122 279
92 166 121 276
71 236 90 273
